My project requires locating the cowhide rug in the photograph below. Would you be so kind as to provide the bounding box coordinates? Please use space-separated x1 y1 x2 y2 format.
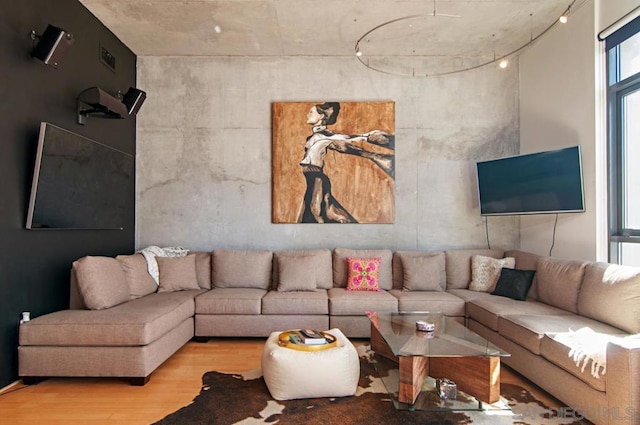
155 347 591 425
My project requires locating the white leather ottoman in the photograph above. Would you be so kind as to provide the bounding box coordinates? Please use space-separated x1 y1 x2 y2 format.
261 328 360 400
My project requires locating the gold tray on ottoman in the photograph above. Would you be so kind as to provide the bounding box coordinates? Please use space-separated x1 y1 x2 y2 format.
277 330 337 351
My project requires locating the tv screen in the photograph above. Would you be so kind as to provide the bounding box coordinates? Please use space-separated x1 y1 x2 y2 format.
26 122 134 229
476 146 585 216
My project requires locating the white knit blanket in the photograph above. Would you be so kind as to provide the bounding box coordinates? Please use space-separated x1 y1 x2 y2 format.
552 327 623 379
137 246 189 285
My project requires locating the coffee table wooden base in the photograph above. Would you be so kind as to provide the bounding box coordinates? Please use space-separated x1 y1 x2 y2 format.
398 355 429 405
430 356 500 404
371 325 501 405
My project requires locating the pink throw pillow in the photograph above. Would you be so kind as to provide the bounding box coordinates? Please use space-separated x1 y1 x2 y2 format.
346 257 381 291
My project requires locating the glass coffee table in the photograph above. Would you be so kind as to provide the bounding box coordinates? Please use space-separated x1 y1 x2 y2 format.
368 312 510 411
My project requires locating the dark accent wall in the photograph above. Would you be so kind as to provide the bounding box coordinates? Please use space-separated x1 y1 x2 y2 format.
0 1 136 388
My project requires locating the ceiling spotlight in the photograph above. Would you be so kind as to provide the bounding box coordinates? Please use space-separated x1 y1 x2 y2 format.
213 25 222 34
356 50 363 57
355 43 362 57
559 7 570 24
499 59 509 69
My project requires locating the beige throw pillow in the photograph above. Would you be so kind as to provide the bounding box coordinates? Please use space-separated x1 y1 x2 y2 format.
194 252 212 289
277 255 318 292
116 253 158 299
275 249 333 290
157 254 200 293
444 249 505 289
469 255 515 292
213 250 273 289
73 256 130 310
401 255 443 291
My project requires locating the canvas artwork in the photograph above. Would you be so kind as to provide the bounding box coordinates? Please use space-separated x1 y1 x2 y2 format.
272 101 395 224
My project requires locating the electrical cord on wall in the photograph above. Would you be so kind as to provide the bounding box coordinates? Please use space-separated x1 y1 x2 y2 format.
549 213 559 256
485 216 491 249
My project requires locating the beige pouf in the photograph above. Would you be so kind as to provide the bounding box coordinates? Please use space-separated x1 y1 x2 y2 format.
261 328 360 400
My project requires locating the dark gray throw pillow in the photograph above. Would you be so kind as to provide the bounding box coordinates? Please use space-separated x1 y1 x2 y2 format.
491 268 536 301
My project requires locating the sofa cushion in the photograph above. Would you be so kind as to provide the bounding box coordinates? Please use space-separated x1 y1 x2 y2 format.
19 291 200 346
539 332 629 392
274 249 333 290
262 290 329 315
467 297 572 331
346 257 381 291
194 251 212 289
504 250 542 300
388 289 465 316
212 249 273 289
195 288 267 315
469 255 515 292
444 249 505 289
73 256 130 310
497 314 624 356
446 288 497 303
275 254 319 292
577 262 640 334
536 257 586 314
328 288 397 316
157 254 200 293
491 268 535 301
333 248 393 290
116 253 158 299
497 314 557 355
398 252 444 291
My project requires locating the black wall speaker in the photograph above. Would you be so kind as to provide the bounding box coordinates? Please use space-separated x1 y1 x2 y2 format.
77 87 128 125
122 87 147 114
32 25 74 68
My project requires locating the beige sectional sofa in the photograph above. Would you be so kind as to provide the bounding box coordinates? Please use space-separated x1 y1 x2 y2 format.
18 247 639 425
462 250 640 425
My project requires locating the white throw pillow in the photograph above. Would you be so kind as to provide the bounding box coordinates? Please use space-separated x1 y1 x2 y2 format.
469 255 515 292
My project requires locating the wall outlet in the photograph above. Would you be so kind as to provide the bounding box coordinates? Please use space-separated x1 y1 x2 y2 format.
100 44 116 72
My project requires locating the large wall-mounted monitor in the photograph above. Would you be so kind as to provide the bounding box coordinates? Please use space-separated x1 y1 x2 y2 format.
476 146 585 216
26 122 134 229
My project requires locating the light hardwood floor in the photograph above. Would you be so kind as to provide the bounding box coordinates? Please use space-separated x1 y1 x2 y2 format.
0 338 563 425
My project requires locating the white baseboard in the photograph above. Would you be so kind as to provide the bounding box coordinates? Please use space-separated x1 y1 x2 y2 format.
0 379 23 395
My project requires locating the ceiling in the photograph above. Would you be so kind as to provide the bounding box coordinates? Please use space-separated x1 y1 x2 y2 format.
79 0 582 59
78 0 586 76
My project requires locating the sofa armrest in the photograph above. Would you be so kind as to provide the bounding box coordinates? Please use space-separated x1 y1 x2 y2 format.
606 336 640 424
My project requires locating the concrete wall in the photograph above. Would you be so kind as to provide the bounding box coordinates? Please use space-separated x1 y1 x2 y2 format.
519 0 640 261
519 3 598 261
136 56 520 252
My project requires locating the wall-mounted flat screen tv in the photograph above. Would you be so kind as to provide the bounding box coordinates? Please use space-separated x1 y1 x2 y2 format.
26 122 134 229
476 146 585 216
